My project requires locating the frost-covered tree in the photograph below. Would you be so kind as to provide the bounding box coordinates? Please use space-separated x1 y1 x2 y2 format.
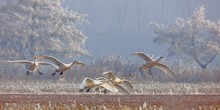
151 5 220 69
0 0 88 60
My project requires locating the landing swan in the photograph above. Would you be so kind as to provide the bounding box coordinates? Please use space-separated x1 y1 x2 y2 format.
102 71 134 93
79 77 118 93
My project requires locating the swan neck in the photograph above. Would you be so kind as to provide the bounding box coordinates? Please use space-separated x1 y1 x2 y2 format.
70 61 76 67
156 57 163 62
34 57 37 64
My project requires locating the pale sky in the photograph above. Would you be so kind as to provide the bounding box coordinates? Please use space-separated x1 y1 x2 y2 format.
62 0 220 58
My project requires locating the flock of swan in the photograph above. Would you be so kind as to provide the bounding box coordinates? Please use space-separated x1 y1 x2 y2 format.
7 52 176 94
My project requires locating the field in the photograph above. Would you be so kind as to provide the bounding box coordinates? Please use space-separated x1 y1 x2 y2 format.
0 82 220 110
0 94 220 110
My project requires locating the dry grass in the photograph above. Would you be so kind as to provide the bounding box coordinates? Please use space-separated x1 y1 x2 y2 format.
1 102 220 110
197 105 220 110
1 102 165 110
0 82 220 95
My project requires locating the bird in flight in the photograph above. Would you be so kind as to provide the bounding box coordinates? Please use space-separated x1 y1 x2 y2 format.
132 52 176 78
36 55 84 76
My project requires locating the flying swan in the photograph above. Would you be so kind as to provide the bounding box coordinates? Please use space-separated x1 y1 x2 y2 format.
7 56 54 75
132 52 176 78
37 55 84 76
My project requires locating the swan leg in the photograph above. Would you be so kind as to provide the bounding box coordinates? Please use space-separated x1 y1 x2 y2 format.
103 89 107 93
37 69 44 75
39 72 44 75
26 71 30 75
149 68 153 75
138 67 146 78
52 72 56 76
138 66 143 72
86 88 90 92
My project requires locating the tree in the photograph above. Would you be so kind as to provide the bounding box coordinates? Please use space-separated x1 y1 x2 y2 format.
0 0 88 60
151 5 220 69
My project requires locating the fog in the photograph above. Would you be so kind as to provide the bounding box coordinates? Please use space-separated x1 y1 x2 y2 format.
61 0 220 58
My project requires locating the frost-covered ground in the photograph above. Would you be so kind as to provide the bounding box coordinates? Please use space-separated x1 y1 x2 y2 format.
0 82 219 95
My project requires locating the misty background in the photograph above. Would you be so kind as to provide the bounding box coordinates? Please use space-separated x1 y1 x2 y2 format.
62 0 220 58
0 0 219 82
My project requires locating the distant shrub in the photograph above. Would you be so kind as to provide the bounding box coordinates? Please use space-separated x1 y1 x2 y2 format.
0 55 219 83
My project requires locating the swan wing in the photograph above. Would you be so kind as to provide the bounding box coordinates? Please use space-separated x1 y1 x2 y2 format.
102 71 117 80
85 77 96 85
132 52 153 62
114 84 131 95
100 82 118 93
155 63 176 78
7 60 33 64
80 77 94 89
37 62 58 68
37 56 64 66
95 77 108 81
121 80 134 92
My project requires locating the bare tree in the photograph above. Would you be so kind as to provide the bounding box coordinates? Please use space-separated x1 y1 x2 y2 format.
0 0 88 60
151 5 220 69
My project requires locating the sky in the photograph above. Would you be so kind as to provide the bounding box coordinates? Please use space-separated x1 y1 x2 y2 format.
62 0 220 58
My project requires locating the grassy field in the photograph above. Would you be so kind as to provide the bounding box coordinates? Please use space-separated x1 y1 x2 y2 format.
0 55 220 109
0 82 219 110
0 94 220 110
0 82 220 94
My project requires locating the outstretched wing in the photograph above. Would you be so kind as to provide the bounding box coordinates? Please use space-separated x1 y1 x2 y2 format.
121 80 134 92
114 84 131 95
100 81 118 93
102 71 117 80
80 77 94 89
155 63 176 78
7 60 33 64
131 52 153 62
37 56 64 66
37 62 58 68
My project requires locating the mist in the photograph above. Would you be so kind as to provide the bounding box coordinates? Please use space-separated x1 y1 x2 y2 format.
62 0 220 58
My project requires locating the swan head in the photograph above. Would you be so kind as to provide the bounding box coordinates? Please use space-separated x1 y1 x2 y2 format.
74 61 84 67
159 56 164 59
33 56 37 60
157 56 164 61
33 56 38 63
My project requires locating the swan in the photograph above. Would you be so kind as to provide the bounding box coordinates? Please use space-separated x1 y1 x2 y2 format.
94 77 131 94
37 55 84 76
79 77 118 93
7 56 53 75
132 52 176 78
102 71 134 93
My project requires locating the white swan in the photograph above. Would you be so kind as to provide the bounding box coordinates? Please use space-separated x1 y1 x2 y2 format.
37 55 84 76
102 71 134 93
7 56 53 75
79 77 118 93
93 77 131 94
132 52 176 78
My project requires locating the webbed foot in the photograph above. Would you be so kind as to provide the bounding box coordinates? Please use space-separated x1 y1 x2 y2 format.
52 73 56 76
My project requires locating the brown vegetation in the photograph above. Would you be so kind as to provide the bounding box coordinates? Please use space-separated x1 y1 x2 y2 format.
0 94 220 110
